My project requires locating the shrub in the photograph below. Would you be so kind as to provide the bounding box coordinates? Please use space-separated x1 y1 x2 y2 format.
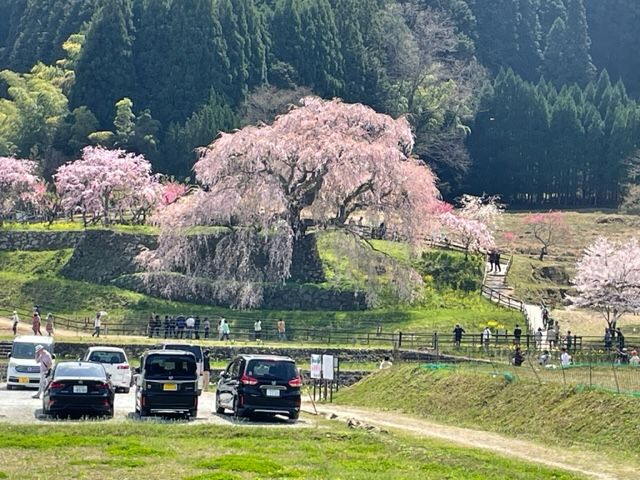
416 250 483 292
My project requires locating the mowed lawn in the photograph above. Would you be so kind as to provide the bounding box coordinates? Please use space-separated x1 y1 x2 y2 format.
0 421 583 480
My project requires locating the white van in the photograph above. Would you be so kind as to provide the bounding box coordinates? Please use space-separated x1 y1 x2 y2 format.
6 335 55 390
83 346 133 393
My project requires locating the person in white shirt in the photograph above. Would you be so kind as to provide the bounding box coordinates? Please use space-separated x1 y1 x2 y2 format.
482 326 492 351
11 310 19 335
186 316 195 339
630 350 640 366
92 311 103 337
32 344 53 399
560 348 571 367
254 319 262 341
379 356 393 370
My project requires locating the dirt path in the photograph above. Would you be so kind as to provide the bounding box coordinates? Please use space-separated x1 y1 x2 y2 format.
0 316 81 338
305 403 633 480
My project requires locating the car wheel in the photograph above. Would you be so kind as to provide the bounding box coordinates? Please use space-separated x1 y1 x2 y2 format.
189 408 197 418
140 407 150 417
289 411 300 421
215 394 225 414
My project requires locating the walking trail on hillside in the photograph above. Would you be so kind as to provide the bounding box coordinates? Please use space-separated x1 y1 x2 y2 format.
305 403 634 480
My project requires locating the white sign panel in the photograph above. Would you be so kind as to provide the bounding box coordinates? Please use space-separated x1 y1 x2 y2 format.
310 354 322 379
322 355 334 381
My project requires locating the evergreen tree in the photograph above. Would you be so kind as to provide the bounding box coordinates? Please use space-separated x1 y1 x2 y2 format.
217 0 249 104
470 0 519 73
563 0 595 85
537 0 566 36
71 0 136 128
514 0 542 81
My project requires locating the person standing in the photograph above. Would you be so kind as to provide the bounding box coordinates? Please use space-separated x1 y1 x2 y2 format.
194 316 201 340
547 326 557 349
534 328 543 350
488 251 495 272
630 350 640 366
185 315 195 339
452 324 465 348
32 311 42 335
92 312 102 337
513 324 522 346
176 316 186 338
163 316 170 338
32 344 53 399
221 319 230 341
482 326 491 351
202 350 211 392
494 250 501 273
277 319 287 341
203 318 210 339
560 348 572 367
616 328 625 350
45 313 54 337
169 316 176 338
254 319 262 341
11 310 19 335
603 328 612 351
565 330 573 352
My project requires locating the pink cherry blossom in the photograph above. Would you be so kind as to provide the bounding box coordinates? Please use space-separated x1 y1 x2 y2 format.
522 211 568 261
572 237 640 331
0 157 42 221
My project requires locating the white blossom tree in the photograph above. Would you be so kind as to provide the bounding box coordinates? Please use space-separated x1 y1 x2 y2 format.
0 156 43 224
572 237 640 331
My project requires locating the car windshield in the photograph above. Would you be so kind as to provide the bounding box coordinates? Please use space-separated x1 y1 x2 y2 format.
88 351 126 364
145 355 197 379
55 363 106 379
163 345 202 361
11 343 52 359
246 360 297 381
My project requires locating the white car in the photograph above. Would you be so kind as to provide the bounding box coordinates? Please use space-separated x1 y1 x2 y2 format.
83 347 132 393
7 335 55 390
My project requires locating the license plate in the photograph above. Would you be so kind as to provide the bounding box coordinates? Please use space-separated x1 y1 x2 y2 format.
73 385 88 394
19 377 29 384
266 389 280 397
163 383 178 391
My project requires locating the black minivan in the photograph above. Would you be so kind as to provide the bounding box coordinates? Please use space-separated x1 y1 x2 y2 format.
135 350 199 417
216 355 301 420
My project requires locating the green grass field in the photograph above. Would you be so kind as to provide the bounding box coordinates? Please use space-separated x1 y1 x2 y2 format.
336 365 640 466
0 421 583 480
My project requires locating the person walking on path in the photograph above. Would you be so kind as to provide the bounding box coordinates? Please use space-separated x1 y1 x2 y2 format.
254 319 262 341
542 306 549 329
203 318 210 339
488 251 496 272
45 313 54 336
513 324 522 346
32 311 42 335
220 319 230 341
11 310 19 335
534 328 543 350
92 311 103 337
32 344 53 399
277 319 287 341
547 326 557 349
452 324 465 348
494 250 501 273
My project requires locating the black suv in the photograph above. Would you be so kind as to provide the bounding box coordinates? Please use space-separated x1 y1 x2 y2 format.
135 350 199 417
216 355 301 420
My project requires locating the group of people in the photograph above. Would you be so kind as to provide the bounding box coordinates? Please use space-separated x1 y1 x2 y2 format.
11 307 54 337
145 315 288 342
487 250 502 273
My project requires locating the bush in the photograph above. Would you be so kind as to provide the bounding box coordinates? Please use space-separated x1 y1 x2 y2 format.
416 250 483 292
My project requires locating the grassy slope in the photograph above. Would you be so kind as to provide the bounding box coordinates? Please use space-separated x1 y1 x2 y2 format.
337 365 640 464
0 234 519 332
0 421 581 480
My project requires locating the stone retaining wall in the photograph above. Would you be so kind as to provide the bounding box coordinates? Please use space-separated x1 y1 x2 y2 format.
0 231 84 251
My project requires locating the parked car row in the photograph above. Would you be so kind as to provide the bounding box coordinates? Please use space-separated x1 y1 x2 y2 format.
5 336 301 421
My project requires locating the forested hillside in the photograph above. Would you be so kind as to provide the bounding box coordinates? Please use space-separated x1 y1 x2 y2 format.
1 0 639 206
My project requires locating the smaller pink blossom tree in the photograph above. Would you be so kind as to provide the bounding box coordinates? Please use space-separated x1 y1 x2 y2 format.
0 157 43 224
54 147 161 226
522 211 568 261
441 211 495 259
572 237 640 331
